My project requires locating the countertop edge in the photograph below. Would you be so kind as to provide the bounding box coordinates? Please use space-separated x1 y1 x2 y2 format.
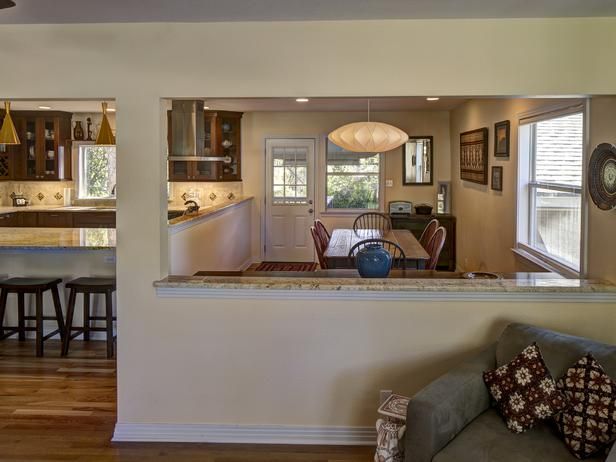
168 197 253 233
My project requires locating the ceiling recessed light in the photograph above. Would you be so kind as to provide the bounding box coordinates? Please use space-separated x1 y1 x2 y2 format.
426 97 440 101
296 98 309 103
107 107 116 112
38 105 52 110
203 106 210 110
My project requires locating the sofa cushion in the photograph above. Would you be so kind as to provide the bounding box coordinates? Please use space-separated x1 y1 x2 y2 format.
496 324 616 380
555 354 616 459
433 409 607 462
484 343 566 433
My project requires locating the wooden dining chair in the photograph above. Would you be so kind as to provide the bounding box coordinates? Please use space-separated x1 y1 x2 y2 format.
353 212 392 233
425 226 447 270
310 226 328 269
419 218 440 248
314 219 330 248
347 238 406 270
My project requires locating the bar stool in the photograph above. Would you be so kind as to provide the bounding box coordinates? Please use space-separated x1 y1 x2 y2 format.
0 278 66 357
62 277 116 359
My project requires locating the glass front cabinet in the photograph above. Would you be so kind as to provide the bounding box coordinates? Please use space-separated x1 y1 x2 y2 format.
0 111 72 181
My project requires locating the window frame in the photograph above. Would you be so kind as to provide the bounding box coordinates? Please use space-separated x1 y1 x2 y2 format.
76 143 117 201
515 102 588 277
322 138 385 214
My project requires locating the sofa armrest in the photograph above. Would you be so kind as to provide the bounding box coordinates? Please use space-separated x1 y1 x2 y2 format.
404 343 497 462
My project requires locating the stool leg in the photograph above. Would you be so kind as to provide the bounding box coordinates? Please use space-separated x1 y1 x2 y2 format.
105 290 114 359
17 293 25 341
35 290 43 357
51 285 66 343
62 289 77 357
0 289 8 338
83 293 90 341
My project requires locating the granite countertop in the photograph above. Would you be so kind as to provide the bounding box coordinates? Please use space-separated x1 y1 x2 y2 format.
0 205 116 213
154 272 616 295
168 197 253 229
0 227 116 250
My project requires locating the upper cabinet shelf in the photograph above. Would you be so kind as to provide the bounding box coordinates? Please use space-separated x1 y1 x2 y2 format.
167 110 243 182
0 110 72 181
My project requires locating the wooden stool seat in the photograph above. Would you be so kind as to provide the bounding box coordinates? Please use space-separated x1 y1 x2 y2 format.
62 277 116 359
0 277 65 357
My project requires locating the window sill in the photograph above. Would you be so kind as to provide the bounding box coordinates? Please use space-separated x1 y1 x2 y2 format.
512 247 580 279
320 209 384 216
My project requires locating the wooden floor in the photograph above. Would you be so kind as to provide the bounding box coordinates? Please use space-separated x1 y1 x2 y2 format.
0 340 374 461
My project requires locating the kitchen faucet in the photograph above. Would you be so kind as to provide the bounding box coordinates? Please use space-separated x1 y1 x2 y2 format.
184 200 200 215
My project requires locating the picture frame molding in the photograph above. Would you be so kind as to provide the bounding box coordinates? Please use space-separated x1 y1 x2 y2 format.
491 165 503 191
460 127 489 185
494 120 510 157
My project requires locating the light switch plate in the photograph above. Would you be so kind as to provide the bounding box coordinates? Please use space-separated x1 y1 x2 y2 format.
385 179 394 187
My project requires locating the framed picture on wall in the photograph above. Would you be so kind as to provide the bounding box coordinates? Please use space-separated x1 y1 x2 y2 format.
494 120 510 157
491 166 503 191
460 127 489 185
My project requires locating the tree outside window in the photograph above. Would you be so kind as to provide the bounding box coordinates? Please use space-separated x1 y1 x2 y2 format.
78 145 117 199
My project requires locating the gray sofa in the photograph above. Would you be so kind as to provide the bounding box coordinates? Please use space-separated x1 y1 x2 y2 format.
405 323 616 462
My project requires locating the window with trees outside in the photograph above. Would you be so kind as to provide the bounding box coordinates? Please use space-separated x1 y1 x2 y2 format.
78 145 117 199
326 140 381 210
517 108 584 274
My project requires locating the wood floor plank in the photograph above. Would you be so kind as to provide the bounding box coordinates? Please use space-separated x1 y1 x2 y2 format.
0 340 374 461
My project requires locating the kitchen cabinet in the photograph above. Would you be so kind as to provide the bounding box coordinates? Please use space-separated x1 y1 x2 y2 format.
2 111 72 181
0 213 18 226
72 212 116 228
167 110 242 182
37 212 74 228
390 214 457 271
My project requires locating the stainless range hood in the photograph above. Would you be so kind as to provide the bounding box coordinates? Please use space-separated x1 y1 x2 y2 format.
168 100 230 163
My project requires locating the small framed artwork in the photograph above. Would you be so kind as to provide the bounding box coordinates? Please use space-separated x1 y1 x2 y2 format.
460 127 489 184
494 120 510 157
491 166 503 191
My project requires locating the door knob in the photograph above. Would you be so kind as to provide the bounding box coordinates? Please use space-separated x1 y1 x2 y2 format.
308 199 313 205
308 208 314 214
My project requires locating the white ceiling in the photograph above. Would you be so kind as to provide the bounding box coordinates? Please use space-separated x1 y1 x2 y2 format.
7 100 114 113
204 97 467 112
1 0 615 23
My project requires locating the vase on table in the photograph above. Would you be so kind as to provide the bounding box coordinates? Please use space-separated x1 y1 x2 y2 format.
73 121 84 141
356 244 392 278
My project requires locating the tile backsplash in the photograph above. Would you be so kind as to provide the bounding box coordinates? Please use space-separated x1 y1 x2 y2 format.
0 181 75 206
168 182 243 207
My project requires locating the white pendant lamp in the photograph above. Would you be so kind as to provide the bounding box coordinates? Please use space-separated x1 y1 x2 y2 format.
328 100 408 153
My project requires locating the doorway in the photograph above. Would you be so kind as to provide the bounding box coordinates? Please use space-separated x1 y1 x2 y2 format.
264 138 316 262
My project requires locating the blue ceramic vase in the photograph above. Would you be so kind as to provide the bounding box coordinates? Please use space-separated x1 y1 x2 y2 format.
356 244 392 278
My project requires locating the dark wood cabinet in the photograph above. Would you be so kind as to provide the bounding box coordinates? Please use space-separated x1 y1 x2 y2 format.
1 111 72 181
390 214 457 271
167 110 242 182
72 212 115 228
18 213 38 227
0 212 18 226
37 212 73 228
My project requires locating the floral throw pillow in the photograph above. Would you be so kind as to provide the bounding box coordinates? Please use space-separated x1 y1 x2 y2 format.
554 354 616 459
483 343 567 434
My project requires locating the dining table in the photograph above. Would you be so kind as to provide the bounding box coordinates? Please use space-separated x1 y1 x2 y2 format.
323 228 430 269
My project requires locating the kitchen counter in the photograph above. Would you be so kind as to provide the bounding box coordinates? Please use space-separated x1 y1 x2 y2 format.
0 227 116 250
154 271 616 301
168 197 253 231
0 205 116 213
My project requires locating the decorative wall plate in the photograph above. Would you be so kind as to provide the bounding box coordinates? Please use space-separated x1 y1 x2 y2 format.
588 143 616 211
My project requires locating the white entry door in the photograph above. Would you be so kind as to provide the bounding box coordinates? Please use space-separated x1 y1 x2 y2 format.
265 138 315 262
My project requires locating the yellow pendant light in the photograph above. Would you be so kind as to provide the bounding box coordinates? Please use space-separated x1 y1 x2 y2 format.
0 101 20 145
328 100 408 153
96 102 115 145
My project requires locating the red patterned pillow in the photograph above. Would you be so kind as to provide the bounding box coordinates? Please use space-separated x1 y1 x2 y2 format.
554 354 616 459
483 343 567 434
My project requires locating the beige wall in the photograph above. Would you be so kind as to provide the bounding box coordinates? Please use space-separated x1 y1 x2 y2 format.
588 97 616 282
1 19 616 430
242 110 450 261
450 98 582 273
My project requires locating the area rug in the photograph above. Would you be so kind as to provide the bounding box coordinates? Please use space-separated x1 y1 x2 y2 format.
254 262 317 272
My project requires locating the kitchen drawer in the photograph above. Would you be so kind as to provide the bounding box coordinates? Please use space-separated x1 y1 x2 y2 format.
0 213 18 227
18 212 38 227
72 212 116 228
37 212 73 228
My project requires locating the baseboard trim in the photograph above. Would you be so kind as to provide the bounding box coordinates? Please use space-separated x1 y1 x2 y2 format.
112 423 375 445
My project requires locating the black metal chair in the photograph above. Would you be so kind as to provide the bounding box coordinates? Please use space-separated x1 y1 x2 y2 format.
347 238 407 270
352 212 392 233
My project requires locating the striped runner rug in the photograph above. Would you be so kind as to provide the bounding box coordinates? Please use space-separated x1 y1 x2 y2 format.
254 262 317 272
